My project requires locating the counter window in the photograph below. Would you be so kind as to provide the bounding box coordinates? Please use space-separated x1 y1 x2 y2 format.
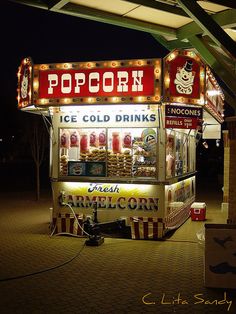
59 127 158 179
166 130 196 179
166 131 175 178
175 132 183 176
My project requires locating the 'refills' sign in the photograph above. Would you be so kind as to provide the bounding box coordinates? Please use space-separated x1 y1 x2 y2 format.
165 104 202 129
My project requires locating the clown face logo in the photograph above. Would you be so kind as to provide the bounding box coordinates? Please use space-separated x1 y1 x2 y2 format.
174 60 195 95
21 68 29 99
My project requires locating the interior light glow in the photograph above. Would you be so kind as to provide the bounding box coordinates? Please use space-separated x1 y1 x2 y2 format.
207 90 221 96
62 182 153 193
165 177 193 191
59 106 77 113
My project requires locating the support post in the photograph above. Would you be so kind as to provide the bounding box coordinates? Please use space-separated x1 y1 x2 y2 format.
225 116 236 224
222 130 229 204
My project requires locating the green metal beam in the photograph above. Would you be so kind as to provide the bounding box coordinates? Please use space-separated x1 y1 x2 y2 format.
188 35 236 111
177 0 236 58
193 0 236 10
166 39 192 50
123 0 189 17
57 2 176 37
151 33 191 50
205 40 236 74
150 34 171 50
47 0 69 10
178 8 236 41
211 8 236 28
10 0 48 10
189 35 236 87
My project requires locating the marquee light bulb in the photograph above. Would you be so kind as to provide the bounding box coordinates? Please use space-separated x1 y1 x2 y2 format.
33 80 39 89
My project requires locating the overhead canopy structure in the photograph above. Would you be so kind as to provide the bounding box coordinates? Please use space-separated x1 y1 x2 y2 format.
10 0 236 112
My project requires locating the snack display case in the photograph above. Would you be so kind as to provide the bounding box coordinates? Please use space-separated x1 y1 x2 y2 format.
58 125 158 179
17 49 224 239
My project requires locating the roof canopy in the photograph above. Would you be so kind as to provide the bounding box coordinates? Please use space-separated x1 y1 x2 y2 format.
10 0 236 112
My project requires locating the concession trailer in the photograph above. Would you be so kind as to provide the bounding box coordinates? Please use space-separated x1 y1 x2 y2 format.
17 49 224 239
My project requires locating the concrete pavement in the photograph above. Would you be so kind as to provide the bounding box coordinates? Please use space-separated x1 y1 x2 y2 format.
0 187 235 314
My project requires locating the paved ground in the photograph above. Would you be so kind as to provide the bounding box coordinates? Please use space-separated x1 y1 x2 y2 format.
0 184 235 314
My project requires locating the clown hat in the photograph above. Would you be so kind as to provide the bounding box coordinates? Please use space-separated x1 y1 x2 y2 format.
184 60 193 72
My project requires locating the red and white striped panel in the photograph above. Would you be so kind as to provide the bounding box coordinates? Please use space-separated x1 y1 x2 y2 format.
130 217 164 240
165 197 194 230
52 213 84 236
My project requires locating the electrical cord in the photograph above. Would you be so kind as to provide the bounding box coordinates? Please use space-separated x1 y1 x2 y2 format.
162 239 198 244
1 202 100 282
64 203 91 237
0 216 199 282
0 242 86 282
53 201 128 241
51 197 93 238
37 107 57 145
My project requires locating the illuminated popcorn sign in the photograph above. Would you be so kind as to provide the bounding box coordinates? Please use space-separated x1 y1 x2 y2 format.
30 59 161 106
42 67 150 97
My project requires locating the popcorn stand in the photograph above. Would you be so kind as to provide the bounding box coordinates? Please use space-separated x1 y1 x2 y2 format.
17 49 224 240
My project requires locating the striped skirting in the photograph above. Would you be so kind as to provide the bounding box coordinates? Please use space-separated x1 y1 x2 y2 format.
165 199 193 230
52 213 84 236
130 217 164 240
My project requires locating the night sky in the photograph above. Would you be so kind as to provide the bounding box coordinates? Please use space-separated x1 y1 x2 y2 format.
0 0 229 189
1 0 168 134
